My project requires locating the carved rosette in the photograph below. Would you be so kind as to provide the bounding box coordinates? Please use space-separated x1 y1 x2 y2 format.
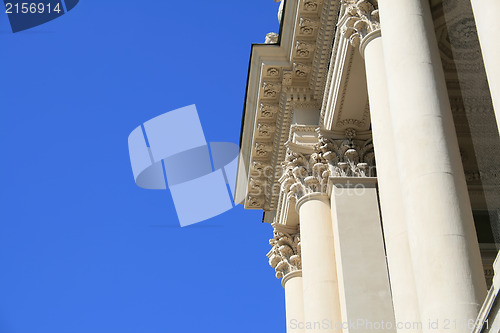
340 0 380 47
259 103 278 118
280 129 375 200
267 226 301 279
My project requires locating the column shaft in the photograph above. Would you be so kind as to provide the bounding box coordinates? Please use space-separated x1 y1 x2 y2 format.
378 0 487 330
283 272 305 333
297 193 342 333
361 32 422 332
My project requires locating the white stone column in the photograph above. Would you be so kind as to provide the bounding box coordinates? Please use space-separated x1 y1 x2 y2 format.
283 271 305 333
296 193 342 333
469 0 500 133
267 226 304 333
378 0 487 330
358 27 422 331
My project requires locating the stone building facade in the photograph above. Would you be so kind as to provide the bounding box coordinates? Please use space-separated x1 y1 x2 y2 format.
236 0 500 332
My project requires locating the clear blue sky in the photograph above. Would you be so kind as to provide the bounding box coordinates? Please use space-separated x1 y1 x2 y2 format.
0 1 286 332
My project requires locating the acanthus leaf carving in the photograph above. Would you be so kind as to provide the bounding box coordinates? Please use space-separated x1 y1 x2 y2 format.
340 0 380 47
267 225 301 279
279 128 376 200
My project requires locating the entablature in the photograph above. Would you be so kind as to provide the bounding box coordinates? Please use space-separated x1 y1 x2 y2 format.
236 0 341 212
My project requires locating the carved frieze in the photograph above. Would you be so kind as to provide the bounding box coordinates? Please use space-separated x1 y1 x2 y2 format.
267 225 301 279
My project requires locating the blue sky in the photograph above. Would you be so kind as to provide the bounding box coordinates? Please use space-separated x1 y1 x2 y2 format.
0 1 286 332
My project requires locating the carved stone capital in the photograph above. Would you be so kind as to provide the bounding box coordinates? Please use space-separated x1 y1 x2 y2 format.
267 224 301 279
340 0 380 47
279 128 375 200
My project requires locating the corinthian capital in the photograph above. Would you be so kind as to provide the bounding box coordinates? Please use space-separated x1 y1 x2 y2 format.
340 0 380 47
267 225 301 279
279 128 375 200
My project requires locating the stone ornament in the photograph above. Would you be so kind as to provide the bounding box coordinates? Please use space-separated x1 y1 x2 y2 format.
293 62 311 78
255 142 273 157
303 0 321 12
259 103 279 118
299 17 319 35
295 41 315 58
341 0 380 47
257 123 276 136
262 81 282 98
265 32 279 44
280 129 375 199
267 226 302 279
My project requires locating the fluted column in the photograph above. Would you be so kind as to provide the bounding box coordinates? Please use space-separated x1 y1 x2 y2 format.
296 193 342 333
268 226 304 333
341 1 422 330
469 0 500 133
378 0 487 330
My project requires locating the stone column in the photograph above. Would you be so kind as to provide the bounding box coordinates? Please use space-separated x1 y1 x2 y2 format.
268 226 304 333
378 0 487 330
341 2 422 330
283 272 304 333
469 0 500 133
296 193 342 332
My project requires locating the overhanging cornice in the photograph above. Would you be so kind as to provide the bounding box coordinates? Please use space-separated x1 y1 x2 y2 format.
236 0 341 211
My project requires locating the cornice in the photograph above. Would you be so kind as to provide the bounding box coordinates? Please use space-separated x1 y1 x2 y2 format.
236 0 342 211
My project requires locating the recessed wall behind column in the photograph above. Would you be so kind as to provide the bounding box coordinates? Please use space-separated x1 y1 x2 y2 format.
431 0 500 285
